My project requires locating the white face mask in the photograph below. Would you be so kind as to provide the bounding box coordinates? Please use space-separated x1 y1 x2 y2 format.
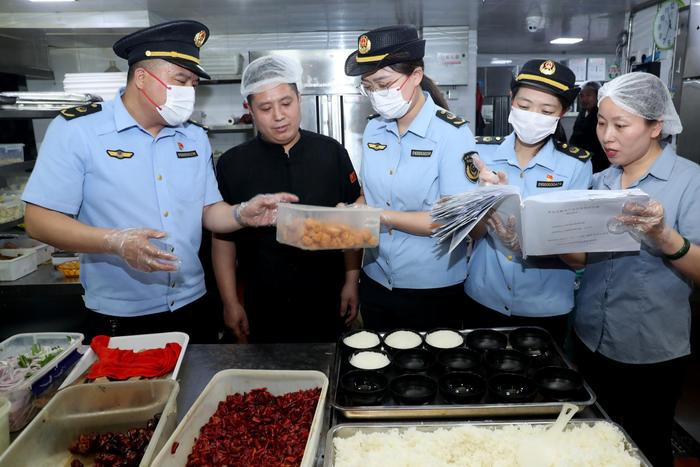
157 85 195 126
369 87 411 120
508 107 560 144
142 69 196 126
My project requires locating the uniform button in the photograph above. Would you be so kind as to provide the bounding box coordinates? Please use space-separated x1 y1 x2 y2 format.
505 306 509 311
170 301 175 306
507 285 512 291
519 172 524 178
163 211 169 217
157 175 163 181
386 201 391 207
388 279 392 284
506 255 513 261
171 282 176 288
389 170 394 175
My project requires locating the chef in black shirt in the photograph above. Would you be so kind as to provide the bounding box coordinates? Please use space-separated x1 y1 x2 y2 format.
570 81 608 173
212 55 362 343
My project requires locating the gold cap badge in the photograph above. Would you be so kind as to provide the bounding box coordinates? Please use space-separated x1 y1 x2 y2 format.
539 60 556 75
358 35 371 54
194 30 207 48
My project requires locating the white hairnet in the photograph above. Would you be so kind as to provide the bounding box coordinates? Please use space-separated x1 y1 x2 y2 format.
598 72 682 136
240 55 303 97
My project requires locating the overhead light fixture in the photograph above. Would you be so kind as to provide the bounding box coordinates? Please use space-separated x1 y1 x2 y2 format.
550 37 583 45
29 0 76 2
490 58 512 65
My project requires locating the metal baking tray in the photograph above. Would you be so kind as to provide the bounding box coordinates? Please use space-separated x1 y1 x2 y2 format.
323 420 652 466
330 327 596 419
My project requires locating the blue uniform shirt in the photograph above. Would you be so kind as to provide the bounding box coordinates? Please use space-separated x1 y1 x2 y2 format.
465 133 593 317
22 93 222 316
360 92 477 289
574 145 700 364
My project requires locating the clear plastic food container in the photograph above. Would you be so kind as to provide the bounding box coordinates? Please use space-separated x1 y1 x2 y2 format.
276 203 381 250
0 249 37 281
0 144 24 166
0 379 179 467
0 199 23 225
0 332 83 431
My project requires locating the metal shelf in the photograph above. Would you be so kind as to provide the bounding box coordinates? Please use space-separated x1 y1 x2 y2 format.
208 124 254 133
200 78 242 85
0 109 60 119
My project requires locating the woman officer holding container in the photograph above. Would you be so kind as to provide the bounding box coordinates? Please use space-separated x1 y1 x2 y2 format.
344 25 477 331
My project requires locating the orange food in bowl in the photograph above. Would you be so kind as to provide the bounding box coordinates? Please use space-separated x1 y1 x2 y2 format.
296 218 378 249
56 260 80 278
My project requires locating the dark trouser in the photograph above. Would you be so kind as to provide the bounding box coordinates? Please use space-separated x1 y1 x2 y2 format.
85 295 219 344
464 295 570 348
245 285 345 344
359 271 466 332
573 335 688 467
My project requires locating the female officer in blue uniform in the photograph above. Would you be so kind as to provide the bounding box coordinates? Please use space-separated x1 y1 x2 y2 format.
574 72 700 467
344 25 477 331
464 59 592 344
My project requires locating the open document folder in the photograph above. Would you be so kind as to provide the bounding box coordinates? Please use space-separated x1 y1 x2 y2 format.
431 186 650 256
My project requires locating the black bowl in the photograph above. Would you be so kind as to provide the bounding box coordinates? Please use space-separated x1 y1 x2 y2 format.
439 371 487 404
437 347 482 372
484 349 529 375
341 370 388 406
389 374 437 405
340 329 382 354
394 348 436 374
509 327 552 357
424 328 464 353
465 329 508 354
533 366 584 401
383 328 424 354
488 373 538 403
348 349 392 372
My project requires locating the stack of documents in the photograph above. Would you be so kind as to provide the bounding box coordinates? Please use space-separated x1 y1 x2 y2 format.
63 72 127 101
432 186 650 256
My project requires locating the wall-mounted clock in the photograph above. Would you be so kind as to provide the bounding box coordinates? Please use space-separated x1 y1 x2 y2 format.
653 0 680 50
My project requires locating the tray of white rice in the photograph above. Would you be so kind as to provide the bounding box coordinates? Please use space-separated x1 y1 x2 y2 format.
331 327 596 419
324 420 651 467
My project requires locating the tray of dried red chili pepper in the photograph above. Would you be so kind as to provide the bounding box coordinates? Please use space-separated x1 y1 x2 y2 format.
152 369 328 467
0 379 179 466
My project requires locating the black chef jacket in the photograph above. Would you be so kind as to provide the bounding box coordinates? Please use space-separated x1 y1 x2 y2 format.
569 108 609 173
215 130 361 343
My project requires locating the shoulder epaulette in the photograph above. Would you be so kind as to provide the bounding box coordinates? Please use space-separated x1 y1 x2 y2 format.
60 103 102 120
367 113 380 120
475 136 505 145
187 120 209 132
435 109 467 128
554 140 591 162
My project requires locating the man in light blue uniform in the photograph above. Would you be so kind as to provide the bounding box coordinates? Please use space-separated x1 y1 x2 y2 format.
22 20 294 341
464 59 592 342
345 25 477 330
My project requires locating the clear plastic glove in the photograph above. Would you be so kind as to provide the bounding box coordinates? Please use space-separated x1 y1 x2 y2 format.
473 154 509 186
103 228 179 272
613 200 670 246
486 212 521 253
237 192 299 227
223 302 250 343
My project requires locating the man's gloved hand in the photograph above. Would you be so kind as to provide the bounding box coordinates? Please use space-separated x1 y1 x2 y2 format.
236 192 299 227
486 212 521 253
104 228 179 272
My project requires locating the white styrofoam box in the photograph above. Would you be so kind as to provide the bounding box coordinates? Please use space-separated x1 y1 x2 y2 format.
0 250 37 281
152 369 329 467
58 332 189 390
0 238 54 266
0 379 179 467
0 332 83 431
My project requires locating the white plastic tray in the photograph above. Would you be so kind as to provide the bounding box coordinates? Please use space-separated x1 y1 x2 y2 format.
58 332 189 390
0 238 54 266
0 332 83 431
0 250 36 281
152 369 329 467
0 379 179 467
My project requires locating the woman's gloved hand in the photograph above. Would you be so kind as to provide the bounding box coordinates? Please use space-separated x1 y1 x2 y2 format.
614 200 670 247
473 154 509 186
103 228 179 272
236 192 299 227
486 212 521 253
